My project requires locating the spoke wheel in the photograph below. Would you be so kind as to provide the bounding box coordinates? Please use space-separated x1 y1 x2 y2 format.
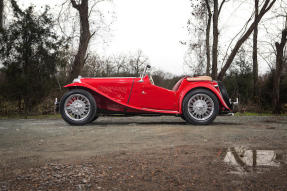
182 89 219 125
64 94 91 121
60 89 97 125
188 94 214 121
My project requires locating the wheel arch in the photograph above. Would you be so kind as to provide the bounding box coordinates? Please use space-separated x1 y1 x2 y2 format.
65 82 96 93
66 85 95 96
178 84 230 114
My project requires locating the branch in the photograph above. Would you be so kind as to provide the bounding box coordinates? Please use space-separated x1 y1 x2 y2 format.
263 0 276 15
90 30 97 39
88 0 105 18
57 0 70 38
71 0 80 10
218 0 226 16
258 51 274 70
221 13 254 65
205 0 212 16
217 0 277 80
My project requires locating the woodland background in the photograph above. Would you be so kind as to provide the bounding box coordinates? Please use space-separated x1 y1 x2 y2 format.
0 0 286 116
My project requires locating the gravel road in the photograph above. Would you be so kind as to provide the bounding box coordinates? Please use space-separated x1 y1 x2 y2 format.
0 116 287 190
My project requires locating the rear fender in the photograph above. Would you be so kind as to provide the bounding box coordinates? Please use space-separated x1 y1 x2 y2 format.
178 83 231 114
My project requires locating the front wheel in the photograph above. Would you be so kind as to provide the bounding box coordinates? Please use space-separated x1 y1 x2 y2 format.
182 89 219 125
60 89 97 125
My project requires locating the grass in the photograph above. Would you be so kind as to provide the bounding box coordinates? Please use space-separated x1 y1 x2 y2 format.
235 112 287 116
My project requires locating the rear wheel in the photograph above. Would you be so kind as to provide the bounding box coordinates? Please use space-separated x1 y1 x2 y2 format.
182 89 219 125
60 89 97 125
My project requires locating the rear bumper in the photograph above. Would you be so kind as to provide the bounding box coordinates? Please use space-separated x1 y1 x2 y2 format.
230 98 239 113
220 98 239 115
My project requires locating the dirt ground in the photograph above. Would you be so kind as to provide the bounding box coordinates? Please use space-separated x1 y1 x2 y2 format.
0 116 287 190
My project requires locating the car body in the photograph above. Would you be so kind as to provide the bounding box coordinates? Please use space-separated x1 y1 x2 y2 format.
58 65 237 125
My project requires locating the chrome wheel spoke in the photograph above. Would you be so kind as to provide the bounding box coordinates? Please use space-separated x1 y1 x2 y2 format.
64 94 91 121
188 94 214 121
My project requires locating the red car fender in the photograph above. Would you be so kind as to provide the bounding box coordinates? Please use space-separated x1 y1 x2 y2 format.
64 82 127 105
178 83 231 114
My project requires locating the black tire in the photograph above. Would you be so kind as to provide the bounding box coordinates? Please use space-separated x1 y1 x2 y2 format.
91 114 99 122
182 89 219 125
60 89 97 125
180 115 186 121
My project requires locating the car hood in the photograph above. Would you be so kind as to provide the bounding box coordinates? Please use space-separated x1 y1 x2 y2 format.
80 77 137 85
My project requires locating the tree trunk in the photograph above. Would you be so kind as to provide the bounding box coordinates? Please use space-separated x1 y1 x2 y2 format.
272 28 287 114
205 0 212 76
253 0 259 99
211 0 219 80
217 0 276 81
0 0 4 30
68 0 91 82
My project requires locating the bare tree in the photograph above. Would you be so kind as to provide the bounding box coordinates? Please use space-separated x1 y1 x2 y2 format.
68 0 91 82
217 0 277 80
83 55 102 76
210 0 227 79
0 0 4 29
128 50 148 77
272 15 287 113
211 0 219 79
187 0 212 76
113 55 127 75
253 0 259 98
57 0 111 82
205 0 212 76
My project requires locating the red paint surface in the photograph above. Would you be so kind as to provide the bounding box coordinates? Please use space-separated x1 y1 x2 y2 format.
64 76 231 114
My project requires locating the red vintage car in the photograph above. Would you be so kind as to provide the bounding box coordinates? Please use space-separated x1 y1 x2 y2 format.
58 65 238 125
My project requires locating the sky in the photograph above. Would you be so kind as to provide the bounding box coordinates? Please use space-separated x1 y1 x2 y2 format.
14 0 281 76
16 0 190 75
103 0 190 75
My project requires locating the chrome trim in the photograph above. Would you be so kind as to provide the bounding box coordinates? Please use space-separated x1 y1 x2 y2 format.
139 65 151 82
54 98 58 105
233 98 239 105
230 98 239 105
73 76 82 83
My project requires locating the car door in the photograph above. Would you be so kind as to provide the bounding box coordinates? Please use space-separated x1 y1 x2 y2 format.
128 76 178 111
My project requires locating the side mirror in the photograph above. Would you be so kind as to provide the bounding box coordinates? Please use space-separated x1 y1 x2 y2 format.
139 65 151 82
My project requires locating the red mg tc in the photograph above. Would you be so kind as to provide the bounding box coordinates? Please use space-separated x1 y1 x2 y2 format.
58 65 238 125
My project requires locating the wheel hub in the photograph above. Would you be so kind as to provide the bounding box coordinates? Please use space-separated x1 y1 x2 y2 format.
193 100 208 115
70 100 85 115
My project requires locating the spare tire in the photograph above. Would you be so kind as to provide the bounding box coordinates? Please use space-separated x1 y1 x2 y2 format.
217 81 232 108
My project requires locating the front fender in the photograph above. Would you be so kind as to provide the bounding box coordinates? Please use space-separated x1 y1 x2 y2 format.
178 83 231 114
64 82 117 102
65 82 95 91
